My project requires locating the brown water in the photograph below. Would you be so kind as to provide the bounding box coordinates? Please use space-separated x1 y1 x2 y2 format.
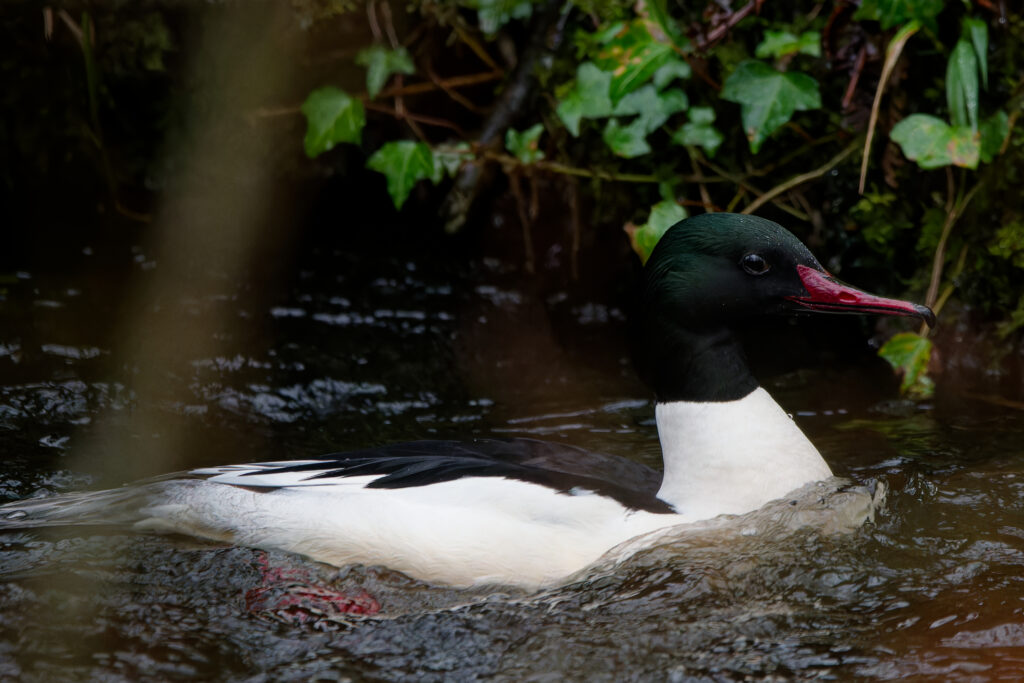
1 236 1022 681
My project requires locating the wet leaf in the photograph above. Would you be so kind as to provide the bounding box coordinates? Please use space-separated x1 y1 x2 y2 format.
595 21 675 104
625 200 687 263
505 124 545 164
366 141 439 210
603 119 650 158
878 332 934 399
755 30 821 59
556 62 614 136
964 16 988 88
356 45 416 99
854 0 943 31
300 86 365 158
946 39 978 130
891 114 980 169
671 106 724 157
720 61 821 153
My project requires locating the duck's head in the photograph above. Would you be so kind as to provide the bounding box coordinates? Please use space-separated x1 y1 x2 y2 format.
638 213 935 401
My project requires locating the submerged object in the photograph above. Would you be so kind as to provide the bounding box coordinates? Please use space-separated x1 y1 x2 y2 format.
0 214 934 588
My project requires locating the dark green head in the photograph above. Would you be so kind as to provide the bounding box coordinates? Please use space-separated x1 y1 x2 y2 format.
637 213 934 402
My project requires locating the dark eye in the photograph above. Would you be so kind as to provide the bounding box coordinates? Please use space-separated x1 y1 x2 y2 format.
741 253 770 275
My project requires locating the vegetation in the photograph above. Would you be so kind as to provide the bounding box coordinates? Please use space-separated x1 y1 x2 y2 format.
5 2 1024 397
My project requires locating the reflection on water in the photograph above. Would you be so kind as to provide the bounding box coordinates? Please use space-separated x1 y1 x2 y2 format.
1 242 1023 680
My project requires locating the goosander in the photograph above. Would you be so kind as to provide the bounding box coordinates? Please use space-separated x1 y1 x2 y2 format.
0 214 934 588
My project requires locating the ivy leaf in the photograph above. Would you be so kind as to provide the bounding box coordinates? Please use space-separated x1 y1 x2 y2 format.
625 200 688 263
878 332 934 399
853 0 943 31
471 0 532 34
613 86 688 134
671 106 724 157
506 124 545 164
964 17 988 88
643 0 690 49
946 39 979 131
366 141 439 210
755 30 821 59
979 110 1008 163
652 58 691 90
891 114 980 169
603 119 650 158
356 45 416 99
720 61 821 153
433 142 474 177
595 21 675 104
300 86 365 158
556 62 614 136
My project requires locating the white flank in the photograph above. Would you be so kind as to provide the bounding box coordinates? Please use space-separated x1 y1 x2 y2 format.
655 386 833 519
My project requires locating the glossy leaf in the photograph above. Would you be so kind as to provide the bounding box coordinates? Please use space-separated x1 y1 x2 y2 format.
671 106 724 156
366 141 439 210
891 114 980 169
556 62 614 136
603 119 650 158
946 39 979 130
644 0 690 49
625 200 688 263
853 0 943 31
595 21 675 104
720 61 821 153
356 45 416 98
472 0 532 34
755 30 821 59
300 86 365 158
878 332 934 399
965 17 988 88
506 124 545 164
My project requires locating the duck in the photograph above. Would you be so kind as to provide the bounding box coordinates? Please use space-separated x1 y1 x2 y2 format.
0 214 934 589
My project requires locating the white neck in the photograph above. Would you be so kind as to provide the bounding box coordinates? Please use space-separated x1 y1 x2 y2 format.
655 386 833 520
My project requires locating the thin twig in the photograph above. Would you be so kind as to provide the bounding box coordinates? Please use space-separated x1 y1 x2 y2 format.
686 146 712 210
695 152 808 220
842 45 868 110
363 101 465 135
860 22 920 194
426 61 485 113
742 139 860 216
923 180 981 311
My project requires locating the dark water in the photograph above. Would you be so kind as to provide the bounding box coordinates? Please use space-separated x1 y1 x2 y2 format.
1 237 1022 681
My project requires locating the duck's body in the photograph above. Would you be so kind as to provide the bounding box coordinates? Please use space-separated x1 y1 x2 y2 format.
0 214 934 588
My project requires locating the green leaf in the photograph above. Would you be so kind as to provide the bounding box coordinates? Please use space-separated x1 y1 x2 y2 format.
671 106 724 156
891 114 980 169
755 30 821 59
946 39 979 130
720 61 821 153
300 86 365 158
603 119 650 158
356 45 416 98
595 20 675 104
652 58 691 90
626 200 688 263
878 332 934 399
644 0 690 49
556 62 614 136
433 142 474 177
613 86 688 133
853 0 943 31
366 141 438 210
964 17 988 88
506 124 545 164
979 110 1008 163
471 0 533 34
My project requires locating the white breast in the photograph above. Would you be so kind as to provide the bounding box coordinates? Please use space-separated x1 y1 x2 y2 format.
654 387 833 519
